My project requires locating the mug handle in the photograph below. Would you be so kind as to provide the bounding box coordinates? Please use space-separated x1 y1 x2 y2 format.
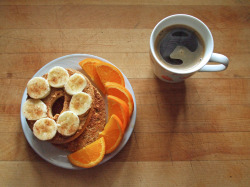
199 53 229 72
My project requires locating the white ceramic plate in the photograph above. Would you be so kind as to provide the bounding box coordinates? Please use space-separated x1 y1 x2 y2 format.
20 54 137 169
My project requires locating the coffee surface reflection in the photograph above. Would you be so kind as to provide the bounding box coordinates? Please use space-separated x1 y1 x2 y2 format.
155 25 205 70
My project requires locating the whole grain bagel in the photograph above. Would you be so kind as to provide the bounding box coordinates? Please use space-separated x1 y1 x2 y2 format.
55 87 106 152
26 68 97 144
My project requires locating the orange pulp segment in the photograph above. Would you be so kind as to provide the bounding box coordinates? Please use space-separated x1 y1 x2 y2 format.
99 114 123 154
105 82 134 117
79 58 106 94
107 95 129 133
95 62 125 87
68 137 105 168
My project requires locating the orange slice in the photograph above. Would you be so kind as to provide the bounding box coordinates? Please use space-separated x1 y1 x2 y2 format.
99 115 123 154
79 58 106 94
105 82 134 117
107 95 129 133
96 62 125 87
68 137 105 168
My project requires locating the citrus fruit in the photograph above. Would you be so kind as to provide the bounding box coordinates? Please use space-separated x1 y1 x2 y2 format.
96 62 125 87
68 137 105 168
79 58 106 93
105 82 134 117
99 114 123 154
107 95 129 132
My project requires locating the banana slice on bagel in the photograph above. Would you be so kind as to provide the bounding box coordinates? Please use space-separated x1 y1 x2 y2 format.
33 118 57 141
65 73 87 95
69 92 92 116
22 99 47 120
57 111 80 136
27 77 51 99
48 66 69 88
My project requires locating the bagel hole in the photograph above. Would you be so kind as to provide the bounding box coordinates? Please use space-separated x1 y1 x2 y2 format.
52 96 64 117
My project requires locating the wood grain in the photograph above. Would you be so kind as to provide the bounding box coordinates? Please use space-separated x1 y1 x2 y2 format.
0 28 249 54
0 5 249 29
0 161 249 186
1 132 249 162
0 1 249 186
0 0 249 6
0 53 250 79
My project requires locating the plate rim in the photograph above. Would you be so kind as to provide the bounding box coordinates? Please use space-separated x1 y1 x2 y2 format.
20 53 137 169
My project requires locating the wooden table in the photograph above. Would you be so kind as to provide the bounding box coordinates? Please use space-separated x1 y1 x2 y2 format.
0 0 249 186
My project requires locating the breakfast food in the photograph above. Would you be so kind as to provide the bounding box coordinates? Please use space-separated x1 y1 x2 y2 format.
56 87 106 152
69 92 92 116
33 118 57 141
65 73 87 95
47 66 69 88
99 114 123 154
95 62 125 87
27 77 51 99
23 58 135 168
107 95 129 133
79 58 106 94
22 67 106 149
68 137 106 168
22 99 47 120
57 111 80 136
105 82 134 117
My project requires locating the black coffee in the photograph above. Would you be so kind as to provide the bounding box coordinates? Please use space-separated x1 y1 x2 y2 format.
155 25 205 70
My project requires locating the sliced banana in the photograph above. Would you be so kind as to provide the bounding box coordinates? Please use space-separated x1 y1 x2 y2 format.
57 111 80 136
33 118 57 141
27 77 51 99
22 99 47 120
69 92 92 116
64 73 87 95
47 66 69 88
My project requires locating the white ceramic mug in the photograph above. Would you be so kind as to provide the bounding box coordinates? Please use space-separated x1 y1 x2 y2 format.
150 14 229 83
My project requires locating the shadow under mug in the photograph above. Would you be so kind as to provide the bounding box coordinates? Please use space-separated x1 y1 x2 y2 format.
150 14 229 83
